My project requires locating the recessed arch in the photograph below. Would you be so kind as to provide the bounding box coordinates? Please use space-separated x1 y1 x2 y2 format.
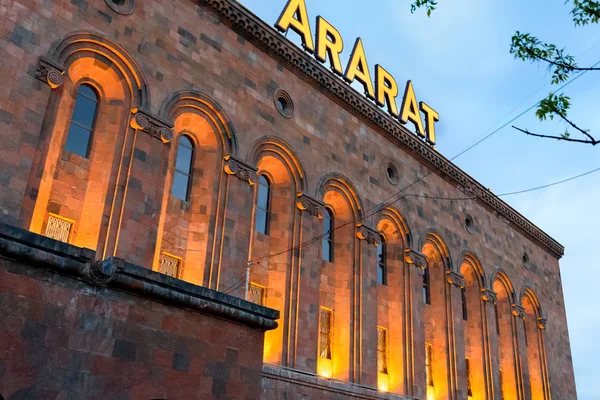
316 172 363 222
458 251 486 289
490 269 516 303
47 30 150 109
376 205 412 248
160 90 238 155
419 229 452 270
248 136 307 194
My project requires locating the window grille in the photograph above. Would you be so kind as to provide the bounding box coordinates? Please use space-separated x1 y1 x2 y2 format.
159 253 181 278
248 283 265 306
466 358 473 397
45 214 73 243
319 308 332 360
377 327 388 374
425 343 434 387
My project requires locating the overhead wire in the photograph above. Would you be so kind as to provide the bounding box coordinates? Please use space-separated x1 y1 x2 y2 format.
225 54 600 295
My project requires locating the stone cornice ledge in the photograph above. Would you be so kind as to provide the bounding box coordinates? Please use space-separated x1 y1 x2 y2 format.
0 223 279 331
199 0 564 259
262 365 415 400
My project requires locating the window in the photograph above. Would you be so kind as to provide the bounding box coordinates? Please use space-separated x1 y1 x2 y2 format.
64 84 98 158
172 136 194 201
466 358 473 398
319 308 333 360
495 302 501 335
523 318 528 347
425 343 434 387
45 214 73 243
423 267 431 305
377 327 388 374
248 283 265 306
159 253 181 278
461 287 468 321
255 175 271 235
377 235 387 285
322 208 334 262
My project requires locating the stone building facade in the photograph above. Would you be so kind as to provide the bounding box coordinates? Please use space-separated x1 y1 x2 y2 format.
0 0 576 399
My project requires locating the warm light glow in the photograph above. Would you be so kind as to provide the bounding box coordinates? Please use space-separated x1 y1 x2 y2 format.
426 385 435 400
378 372 389 392
317 358 333 378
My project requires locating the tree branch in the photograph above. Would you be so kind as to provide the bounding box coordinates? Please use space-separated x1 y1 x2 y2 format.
553 110 597 143
512 126 599 145
524 47 600 71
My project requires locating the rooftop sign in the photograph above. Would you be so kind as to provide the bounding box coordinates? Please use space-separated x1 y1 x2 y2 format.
275 0 439 146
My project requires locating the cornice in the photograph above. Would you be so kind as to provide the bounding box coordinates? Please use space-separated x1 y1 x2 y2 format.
446 269 465 288
404 249 427 269
198 0 564 259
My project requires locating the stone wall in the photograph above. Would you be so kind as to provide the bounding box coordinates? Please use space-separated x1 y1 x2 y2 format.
0 223 278 399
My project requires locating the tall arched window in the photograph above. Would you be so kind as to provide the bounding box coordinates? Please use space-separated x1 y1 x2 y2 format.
377 234 387 285
255 175 271 235
64 84 99 158
423 266 431 305
322 208 334 262
172 136 194 201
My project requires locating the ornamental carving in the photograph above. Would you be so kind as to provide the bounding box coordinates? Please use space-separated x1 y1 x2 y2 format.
481 288 497 304
296 193 325 218
405 249 427 270
511 303 525 319
537 315 547 330
130 109 173 143
446 270 465 288
36 57 66 89
224 154 258 185
197 0 564 259
89 258 121 284
356 223 381 246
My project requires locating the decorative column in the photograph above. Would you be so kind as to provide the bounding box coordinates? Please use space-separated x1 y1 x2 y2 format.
512 303 530 400
446 270 467 400
537 315 552 400
108 108 173 267
355 223 381 387
213 154 258 296
481 288 502 400
404 249 427 399
291 194 325 371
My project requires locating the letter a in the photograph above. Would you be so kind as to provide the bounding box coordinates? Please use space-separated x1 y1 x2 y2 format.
400 81 425 137
275 0 314 53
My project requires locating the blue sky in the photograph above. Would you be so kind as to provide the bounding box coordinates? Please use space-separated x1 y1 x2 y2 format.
239 0 600 397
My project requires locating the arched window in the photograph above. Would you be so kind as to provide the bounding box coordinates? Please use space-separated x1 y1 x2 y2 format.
64 84 99 158
255 175 271 235
423 266 431 305
172 135 194 201
377 234 387 285
322 208 334 262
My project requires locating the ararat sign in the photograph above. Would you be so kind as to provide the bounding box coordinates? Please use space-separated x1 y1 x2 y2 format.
275 0 439 146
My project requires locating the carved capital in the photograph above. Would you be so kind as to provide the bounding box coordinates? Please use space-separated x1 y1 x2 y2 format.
404 249 427 270
511 303 525 319
446 269 465 288
481 288 497 304
36 57 66 89
356 223 381 246
296 193 325 219
89 258 122 284
537 316 547 330
223 154 258 185
130 108 173 143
